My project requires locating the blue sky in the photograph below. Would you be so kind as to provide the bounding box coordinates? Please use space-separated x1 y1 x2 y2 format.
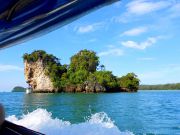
0 0 180 91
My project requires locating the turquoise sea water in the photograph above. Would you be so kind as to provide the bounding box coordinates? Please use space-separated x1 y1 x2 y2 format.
0 90 180 135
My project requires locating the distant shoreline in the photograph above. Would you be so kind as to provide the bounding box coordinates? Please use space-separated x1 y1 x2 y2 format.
139 83 180 90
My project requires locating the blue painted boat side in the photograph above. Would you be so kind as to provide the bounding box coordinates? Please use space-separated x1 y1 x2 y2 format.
0 0 118 49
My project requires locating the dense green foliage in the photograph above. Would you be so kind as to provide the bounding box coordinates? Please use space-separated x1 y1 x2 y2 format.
12 86 26 92
88 71 118 89
68 70 89 84
23 50 140 92
23 50 59 64
118 73 140 92
139 83 180 90
69 49 99 72
67 50 99 85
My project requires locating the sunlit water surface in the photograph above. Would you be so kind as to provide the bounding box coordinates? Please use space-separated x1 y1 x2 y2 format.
0 90 180 135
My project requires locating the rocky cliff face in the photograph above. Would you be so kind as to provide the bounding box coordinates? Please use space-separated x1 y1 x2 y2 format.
64 81 106 93
24 59 55 92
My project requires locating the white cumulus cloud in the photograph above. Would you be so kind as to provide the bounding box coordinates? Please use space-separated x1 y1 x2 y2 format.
75 22 104 34
98 48 124 57
121 37 159 50
121 27 147 36
126 0 171 15
77 25 94 33
113 0 172 23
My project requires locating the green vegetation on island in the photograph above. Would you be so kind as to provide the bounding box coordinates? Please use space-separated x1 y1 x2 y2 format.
139 83 180 90
23 50 140 92
12 86 26 92
119 73 140 92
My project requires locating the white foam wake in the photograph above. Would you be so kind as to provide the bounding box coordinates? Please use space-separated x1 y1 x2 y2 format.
6 109 133 135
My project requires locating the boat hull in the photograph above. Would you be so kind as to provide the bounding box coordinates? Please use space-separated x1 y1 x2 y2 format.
0 0 118 49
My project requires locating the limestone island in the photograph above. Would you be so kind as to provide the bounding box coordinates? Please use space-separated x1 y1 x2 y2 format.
23 50 140 93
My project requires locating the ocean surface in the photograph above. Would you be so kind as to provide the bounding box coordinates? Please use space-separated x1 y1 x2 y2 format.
0 90 180 135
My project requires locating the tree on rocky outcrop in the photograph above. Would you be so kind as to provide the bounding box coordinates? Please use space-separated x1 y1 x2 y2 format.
118 73 140 92
67 49 99 85
69 49 99 73
23 50 59 64
88 71 118 90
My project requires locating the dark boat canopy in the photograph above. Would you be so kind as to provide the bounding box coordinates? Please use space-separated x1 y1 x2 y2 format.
0 0 118 49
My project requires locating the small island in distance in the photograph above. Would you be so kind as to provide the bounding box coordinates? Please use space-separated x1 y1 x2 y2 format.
12 86 26 92
23 50 140 93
